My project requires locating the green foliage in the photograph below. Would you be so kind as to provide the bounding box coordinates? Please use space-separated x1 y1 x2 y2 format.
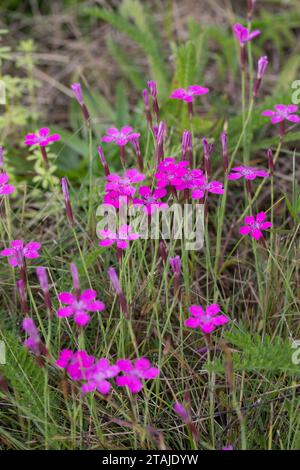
0 331 62 449
205 329 300 375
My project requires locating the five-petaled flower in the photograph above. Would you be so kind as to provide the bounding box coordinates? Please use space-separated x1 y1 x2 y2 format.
81 359 120 395
170 85 209 103
262 104 300 124
133 186 168 214
0 172 14 195
233 23 260 45
102 126 140 147
98 224 140 249
227 165 269 181
0 239 41 267
239 211 272 240
57 289 105 326
191 180 224 199
24 128 60 147
115 358 160 394
185 303 229 334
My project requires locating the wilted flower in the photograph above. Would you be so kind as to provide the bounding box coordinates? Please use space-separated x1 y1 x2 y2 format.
254 56 268 97
108 266 128 317
71 82 90 123
131 135 143 171
181 130 193 165
23 317 46 357
143 88 152 127
17 279 28 314
220 131 229 173
185 303 229 334
154 121 166 164
116 358 159 394
239 212 272 240
98 146 110 176
0 239 41 267
61 177 75 227
170 255 181 296
36 267 51 311
0 172 14 196
147 80 159 120
202 138 214 176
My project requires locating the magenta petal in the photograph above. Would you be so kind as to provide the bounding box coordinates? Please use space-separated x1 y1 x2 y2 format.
58 292 75 304
251 228 263 240
86 300 105 312
80 289 97 303
206 303 220 316
57 306 73 318
74 311 90 326
189 305 204 317
97 379 111 395
239 226 251 236
184 317 202 328
287 114 300 123
260 221 272 230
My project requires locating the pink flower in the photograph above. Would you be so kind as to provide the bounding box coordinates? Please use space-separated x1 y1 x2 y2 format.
99 224 140 249
102 126 140 147
105 169 145 195
133 186 168 214
56 350 95 381
81 358 120 395
227 166 269 181
23 317 43 355
0 239 41 267
0 172 14 195
170 85 209 103
191 180 224 199
115 358 159 394
104 169 145 208
57 289 105 327
233 23 260 45
262 104 300 124
155 158 189 188
171 168 205 191
185 303 229 334
222 445 234 451
239 211 272 240
24 128 60 147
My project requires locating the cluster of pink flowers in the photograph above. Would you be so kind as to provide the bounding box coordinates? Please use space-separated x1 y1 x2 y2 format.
56 350 159 395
